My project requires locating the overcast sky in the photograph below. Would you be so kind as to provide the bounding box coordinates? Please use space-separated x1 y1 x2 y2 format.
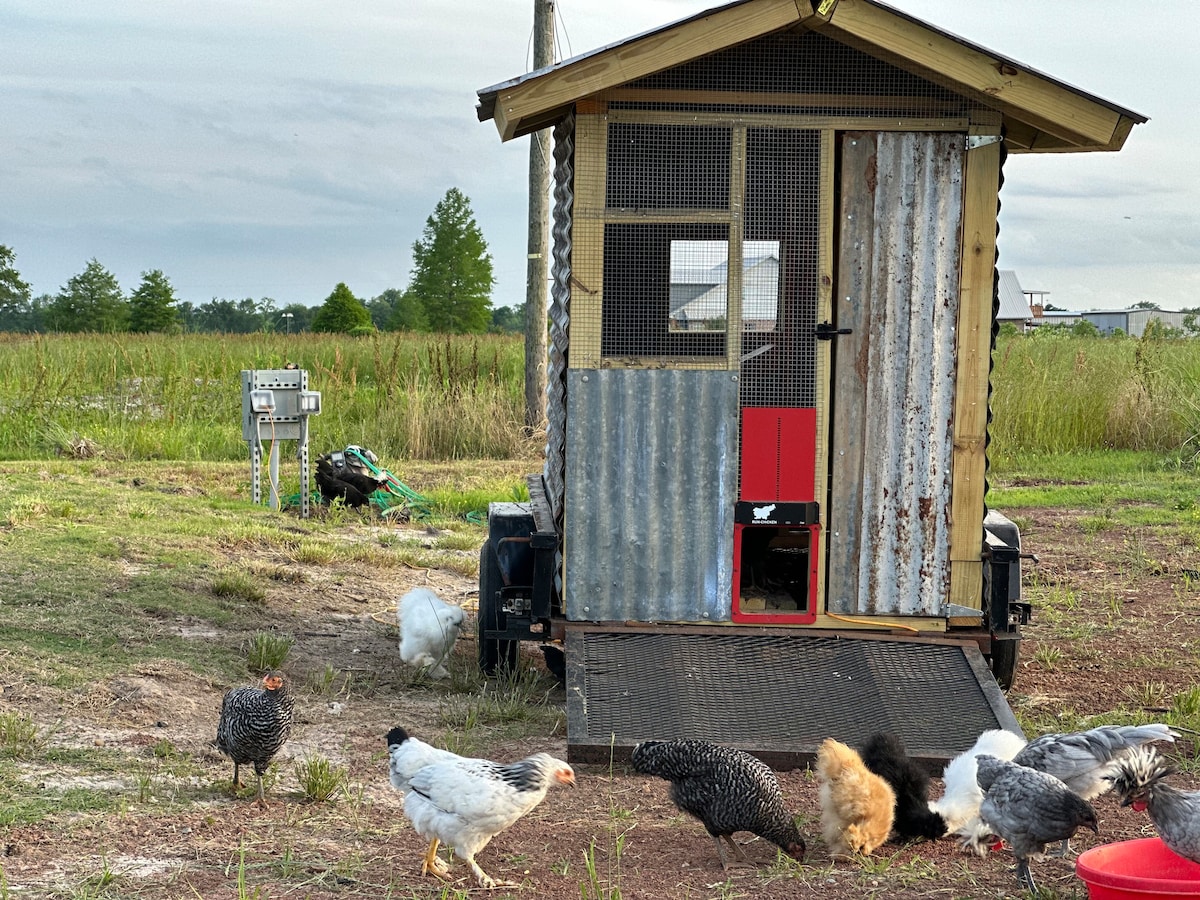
2 1 1197 313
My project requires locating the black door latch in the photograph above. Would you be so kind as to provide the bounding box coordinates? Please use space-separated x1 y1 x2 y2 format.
815 321 853 340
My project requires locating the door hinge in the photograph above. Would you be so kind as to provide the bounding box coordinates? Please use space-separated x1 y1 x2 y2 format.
967 135 1002 150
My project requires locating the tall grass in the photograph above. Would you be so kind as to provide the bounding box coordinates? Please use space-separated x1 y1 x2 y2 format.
4 328 1200 464
0 331 528 461
989 331 1200 462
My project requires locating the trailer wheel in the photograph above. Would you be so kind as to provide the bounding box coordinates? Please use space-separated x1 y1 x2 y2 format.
989 636 1020 691
478 542 519 675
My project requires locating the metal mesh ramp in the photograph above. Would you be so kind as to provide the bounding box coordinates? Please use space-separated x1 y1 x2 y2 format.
565 625 1021 769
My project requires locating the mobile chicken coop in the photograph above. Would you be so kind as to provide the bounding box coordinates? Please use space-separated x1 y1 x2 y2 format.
475 0 1145 766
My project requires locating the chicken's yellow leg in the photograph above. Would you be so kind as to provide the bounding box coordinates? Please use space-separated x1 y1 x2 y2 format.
420 838 450 879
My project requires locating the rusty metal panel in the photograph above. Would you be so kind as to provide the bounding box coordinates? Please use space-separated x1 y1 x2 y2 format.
564 368 738 623
828 131 964 617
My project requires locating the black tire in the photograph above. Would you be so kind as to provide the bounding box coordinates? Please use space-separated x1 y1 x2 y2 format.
478 542 519 676
989 635 1020 691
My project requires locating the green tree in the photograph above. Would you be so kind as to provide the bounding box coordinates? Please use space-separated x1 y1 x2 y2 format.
408 188 494 333
192 297 271 333
128 269 180 333
0 245 33 332
277 303 315 334
1131 300 1161 310
311 282 372 334
46 259 128 332
380 288 429 332
490 304 525 334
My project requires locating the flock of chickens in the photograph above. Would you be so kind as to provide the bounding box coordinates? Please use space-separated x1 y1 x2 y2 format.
211 586 1200 893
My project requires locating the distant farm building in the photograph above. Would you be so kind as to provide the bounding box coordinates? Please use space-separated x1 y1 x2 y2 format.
1034 307 1188 336
996 270 1035 330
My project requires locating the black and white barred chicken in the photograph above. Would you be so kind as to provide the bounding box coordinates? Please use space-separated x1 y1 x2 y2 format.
631 739 806 870
394 732 575 889
1108 746 1200 864
215 670 294 808
976 754 1099 894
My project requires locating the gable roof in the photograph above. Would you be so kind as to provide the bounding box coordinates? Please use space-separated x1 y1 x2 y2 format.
477 0 1146 151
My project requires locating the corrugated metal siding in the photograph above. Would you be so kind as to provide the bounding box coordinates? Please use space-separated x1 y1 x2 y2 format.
829 132 963 616
544 113 574 531
564 369 738 622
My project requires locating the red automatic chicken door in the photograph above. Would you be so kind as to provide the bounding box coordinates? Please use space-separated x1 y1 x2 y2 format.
733 408 819 624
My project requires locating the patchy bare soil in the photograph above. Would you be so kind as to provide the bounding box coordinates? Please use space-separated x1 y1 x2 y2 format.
1 500 1198 899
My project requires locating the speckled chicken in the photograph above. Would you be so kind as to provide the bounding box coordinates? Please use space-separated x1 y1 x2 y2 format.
215 670 294 808
860 732 946 841
403 751 575 888
1108 746 1200 864
631 739 806 870
976 754 1099 894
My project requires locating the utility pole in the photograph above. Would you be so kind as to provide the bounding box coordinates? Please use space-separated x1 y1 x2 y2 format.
523 0 553 436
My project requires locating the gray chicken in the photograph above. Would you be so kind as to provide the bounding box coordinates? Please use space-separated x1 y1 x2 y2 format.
1012 722 1175 855
976 754 1099 894
216 670 295 808
1013 723 1177 800
1108 746 1200 864
631 739 806 870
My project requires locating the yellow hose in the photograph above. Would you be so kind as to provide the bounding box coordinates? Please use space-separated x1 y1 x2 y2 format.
824 611 921 633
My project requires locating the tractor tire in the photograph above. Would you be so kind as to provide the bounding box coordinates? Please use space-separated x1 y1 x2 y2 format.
478 542 519 676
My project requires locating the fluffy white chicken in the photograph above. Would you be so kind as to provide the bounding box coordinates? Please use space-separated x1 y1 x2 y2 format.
385 726 467 795
928 728 1027 854
402 751 575 888
397 587 464 679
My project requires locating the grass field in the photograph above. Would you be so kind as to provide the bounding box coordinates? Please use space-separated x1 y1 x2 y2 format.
3 330 1200 467
1 331 1200 897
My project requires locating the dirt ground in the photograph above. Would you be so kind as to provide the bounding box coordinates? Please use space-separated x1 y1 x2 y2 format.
1 502 1198 900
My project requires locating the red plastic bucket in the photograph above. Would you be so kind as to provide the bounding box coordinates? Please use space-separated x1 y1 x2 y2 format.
1077 838 1200 899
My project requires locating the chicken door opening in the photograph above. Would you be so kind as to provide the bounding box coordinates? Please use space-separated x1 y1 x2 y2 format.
732 525 817 624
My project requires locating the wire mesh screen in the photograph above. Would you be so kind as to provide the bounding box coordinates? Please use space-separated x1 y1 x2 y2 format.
616 29 983 118
606 123 730 209
602 222 729 359
742 127 819 408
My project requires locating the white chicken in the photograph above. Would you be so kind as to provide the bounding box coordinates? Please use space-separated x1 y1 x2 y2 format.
397 587 464 679
928 728 1027 854
385 726 466 795
402 750 575 888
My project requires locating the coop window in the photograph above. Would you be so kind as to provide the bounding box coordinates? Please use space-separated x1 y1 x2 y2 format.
602 222 728 358
669 240 780 334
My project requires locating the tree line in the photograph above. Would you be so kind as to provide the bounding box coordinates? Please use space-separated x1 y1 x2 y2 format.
0 188 524 335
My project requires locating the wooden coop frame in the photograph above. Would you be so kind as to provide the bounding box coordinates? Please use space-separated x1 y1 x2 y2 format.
475 0 1146 764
